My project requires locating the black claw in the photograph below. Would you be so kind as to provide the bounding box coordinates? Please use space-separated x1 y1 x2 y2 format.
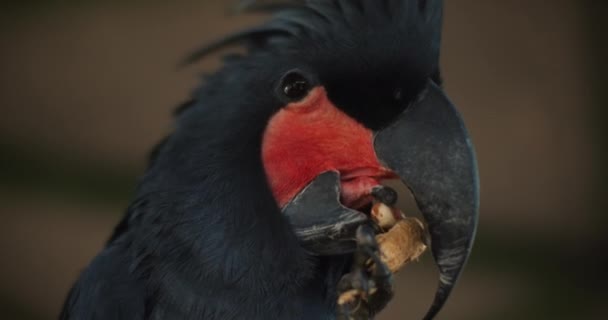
355 225 378 250
369 254 391 278
365 244 394 316
353 250 370 271
337 225 395 319
337 274 353 293
352 270 369 294
371 186 398 206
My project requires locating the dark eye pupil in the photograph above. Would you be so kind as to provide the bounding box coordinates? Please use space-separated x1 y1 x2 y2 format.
282 73 310 101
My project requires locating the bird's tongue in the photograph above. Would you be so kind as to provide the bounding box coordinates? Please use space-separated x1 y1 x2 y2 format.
339 177 381 210
339 166 398 209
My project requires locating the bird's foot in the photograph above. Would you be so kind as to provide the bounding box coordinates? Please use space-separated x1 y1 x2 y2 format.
336 224 393 320
336 186 428 320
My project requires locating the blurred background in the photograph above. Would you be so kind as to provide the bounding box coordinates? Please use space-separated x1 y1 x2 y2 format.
1 1 606 319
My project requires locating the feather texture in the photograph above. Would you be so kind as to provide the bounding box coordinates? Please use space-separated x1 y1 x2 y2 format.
185 0 443 68
61 1 446 319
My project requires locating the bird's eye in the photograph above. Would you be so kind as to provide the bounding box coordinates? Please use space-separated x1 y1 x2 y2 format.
280 71 312 102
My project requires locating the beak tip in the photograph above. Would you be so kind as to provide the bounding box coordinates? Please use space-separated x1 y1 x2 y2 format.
422 276 458 320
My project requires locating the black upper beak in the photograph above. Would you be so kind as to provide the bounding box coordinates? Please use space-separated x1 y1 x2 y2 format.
374 80 479 320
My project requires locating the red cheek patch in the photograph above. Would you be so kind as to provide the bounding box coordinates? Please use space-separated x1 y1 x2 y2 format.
262 87 386 209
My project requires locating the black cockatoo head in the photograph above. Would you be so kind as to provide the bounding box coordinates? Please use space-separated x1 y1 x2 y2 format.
150 0 479 319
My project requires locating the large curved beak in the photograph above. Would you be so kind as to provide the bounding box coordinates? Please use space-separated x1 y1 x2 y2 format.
374 80 479 320
282 80 478 319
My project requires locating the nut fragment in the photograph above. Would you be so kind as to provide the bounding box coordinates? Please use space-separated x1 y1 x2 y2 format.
370 202 403 230
375 218 427 274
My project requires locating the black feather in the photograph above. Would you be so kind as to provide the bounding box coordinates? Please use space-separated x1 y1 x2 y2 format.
233 0 304 14
180 26 293 67
186 0 443 66
183 0 444 130
62 1 445 319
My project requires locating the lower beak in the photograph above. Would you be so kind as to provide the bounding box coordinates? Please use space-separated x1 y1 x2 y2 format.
374 80 480 320
282 171 369 255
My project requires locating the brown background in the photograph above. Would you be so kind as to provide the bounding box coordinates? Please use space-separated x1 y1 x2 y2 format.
1 1 606 319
